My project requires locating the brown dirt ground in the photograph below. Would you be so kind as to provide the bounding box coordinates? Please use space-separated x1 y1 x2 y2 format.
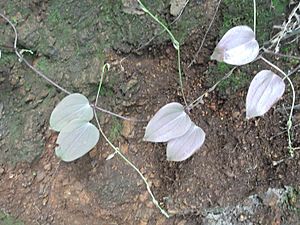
1 1 300 225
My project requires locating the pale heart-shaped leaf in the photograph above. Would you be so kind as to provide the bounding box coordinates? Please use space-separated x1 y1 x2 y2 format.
55 119 100 162
211 25 259 66
50 93 93 131
167 124 205 161
246 70 285 119
144 102 192 142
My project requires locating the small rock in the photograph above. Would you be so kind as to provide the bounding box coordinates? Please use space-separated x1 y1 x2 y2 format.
40 90 49 99
25 94 36 103
122 120 135 138
209 102 216 111
122 77 139 94
170 0 187 16
232 111 240 118
120 143 129 154
238 214 247 222
10 77 19 86
42 197 48 206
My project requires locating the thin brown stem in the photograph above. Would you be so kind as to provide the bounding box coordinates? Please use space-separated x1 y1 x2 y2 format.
186 67 236 111
188 0 222 68
262 47 300 61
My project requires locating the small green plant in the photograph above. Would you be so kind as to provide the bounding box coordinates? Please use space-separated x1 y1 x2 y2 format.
218 70 250 92
109 118 122 141
217 62 231 73
281 187 300 212
0 210 24 225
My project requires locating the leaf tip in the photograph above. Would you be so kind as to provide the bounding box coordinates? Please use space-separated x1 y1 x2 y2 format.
210 48 223 62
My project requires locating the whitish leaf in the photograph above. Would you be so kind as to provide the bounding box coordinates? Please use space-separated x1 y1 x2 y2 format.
211 25 259 66
246 70 285 119
144 102 192 142
55 119 100 162
167 124 205 161
50 93 93 131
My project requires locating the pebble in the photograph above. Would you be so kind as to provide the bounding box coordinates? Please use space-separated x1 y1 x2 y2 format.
122 120 135 138
238 214 247 222
120 143 129 154
232 111 240 118
40 90 49 99
25 94 36 103
170 0 187 16
42 198 48 206
125 78 138 92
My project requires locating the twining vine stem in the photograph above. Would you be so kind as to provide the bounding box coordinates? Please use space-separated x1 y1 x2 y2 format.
0 13 138 122
186 67 237 111
94 64 170 218
188 0 222 68
260 56 296 157
254 0 296 156
137 0 187 107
